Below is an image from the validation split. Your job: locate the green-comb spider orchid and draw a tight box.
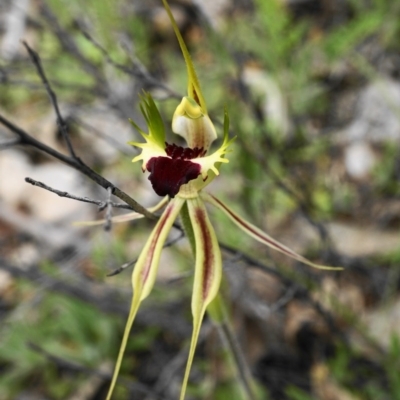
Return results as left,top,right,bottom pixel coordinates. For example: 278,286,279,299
95,1,341,398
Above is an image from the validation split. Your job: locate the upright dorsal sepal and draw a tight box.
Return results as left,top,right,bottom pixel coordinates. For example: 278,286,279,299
161,0,208,113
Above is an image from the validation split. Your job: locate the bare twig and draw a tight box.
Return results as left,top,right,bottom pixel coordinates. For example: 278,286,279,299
70,116,135,156
22,41,77,158
219,241,346,343
78,27,180,99
269,285,298,314
25,177,133,210
142,323,213,400
39,2,105,85
0,138,21,149
217,319,257,400
0,112,155,219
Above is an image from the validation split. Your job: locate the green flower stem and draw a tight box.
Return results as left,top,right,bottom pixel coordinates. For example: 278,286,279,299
209,293,259,400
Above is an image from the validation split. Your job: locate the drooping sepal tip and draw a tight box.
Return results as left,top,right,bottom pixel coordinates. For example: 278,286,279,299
106,296,141,400
202,193,343,271
106,197,185,400
179,197,222,400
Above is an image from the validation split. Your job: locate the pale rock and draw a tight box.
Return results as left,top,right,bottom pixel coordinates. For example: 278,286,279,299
344,79,400,142
270,214,400,259
192,0,231,28
338,79,400,177
0,149,93,223
0,150,31,205
1,0,30,60
327,221,400,257
10,243,41,268
364,296,400,349
242,67,291,137
344,141,376,179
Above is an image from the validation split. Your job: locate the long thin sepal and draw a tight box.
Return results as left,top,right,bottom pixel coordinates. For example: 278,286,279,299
106,296,141,400
161,0,207,113
180,197,222,400
106,197,184,400
74,197,168,227
202,193,342,271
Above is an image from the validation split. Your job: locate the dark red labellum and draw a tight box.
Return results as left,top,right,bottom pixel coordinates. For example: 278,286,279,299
145,143,206,197
146,157,201,198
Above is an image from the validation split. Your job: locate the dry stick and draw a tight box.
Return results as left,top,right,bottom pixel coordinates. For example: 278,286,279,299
39,2,104,84
0,113,155,219
142,323,213,400
219,241,347,345
22,179,183,270
25,177,133,210
38,2,135,125
16,39,155,219
0,138,21,149
22,41,77,159
70,116,135,156
78,27,180,99
217,319,257,400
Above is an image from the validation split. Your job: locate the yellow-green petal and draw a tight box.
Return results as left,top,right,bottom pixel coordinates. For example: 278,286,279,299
106,196,184,400
193,108,235,180
179,196,222,400
129,92,167,169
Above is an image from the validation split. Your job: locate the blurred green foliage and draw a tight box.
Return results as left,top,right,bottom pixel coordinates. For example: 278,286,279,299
1,0,400,398
0,281,119,399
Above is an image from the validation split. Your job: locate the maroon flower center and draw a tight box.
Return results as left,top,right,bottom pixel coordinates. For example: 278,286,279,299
165,143,206,159
146,143,206,198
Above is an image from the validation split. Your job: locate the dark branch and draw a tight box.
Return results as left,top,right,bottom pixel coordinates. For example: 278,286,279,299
25,177,133,210
78,27,180,99
22,41,77,159
70,116,135,156
39,2,105,85
0,138,21,149
0,112,156,219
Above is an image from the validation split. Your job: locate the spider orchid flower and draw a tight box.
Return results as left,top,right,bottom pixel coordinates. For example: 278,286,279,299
103,1,341,399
